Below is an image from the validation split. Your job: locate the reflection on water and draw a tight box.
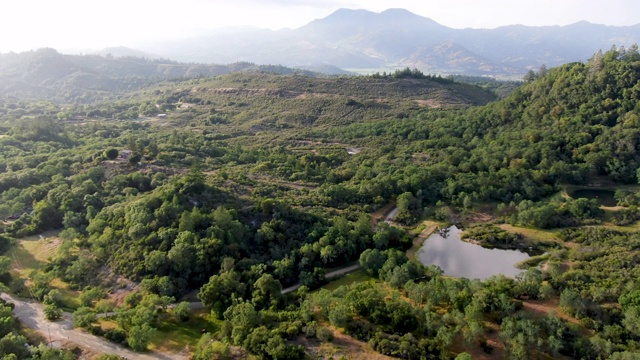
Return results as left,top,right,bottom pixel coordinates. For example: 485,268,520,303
417,226,530,280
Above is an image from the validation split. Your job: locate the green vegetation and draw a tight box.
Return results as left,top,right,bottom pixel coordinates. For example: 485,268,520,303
0,45,640,359
322,269,373,291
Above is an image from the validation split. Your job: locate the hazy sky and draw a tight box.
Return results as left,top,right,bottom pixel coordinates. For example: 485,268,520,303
1,0,638,52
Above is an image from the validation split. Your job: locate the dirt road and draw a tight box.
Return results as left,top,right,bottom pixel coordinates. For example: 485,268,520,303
280,263,362,295
1,293,186,360
384,207,398,224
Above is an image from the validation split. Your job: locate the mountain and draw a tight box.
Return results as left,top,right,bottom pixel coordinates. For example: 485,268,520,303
94,46,160,59
0,49,330,102
140,8,640,77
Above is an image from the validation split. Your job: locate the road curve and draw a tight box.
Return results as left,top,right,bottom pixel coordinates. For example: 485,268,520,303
281,263,362,295
385,207,398,224
1,293,186,360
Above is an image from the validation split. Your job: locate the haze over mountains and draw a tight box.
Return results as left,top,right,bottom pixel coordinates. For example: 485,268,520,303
138,8,640,77
1,6,639,89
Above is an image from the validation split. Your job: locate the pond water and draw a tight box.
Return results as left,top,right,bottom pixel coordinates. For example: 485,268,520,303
417,226,530,280
570,189,617,207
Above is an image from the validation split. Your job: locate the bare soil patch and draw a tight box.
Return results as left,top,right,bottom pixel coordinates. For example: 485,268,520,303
297,326,393,360
521,297,583,327
415,99,442,108
371,202,396,224
466,211,496,223
452,322,505,360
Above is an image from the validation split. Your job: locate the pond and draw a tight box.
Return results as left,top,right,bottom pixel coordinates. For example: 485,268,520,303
570,189,617,207
417,226,530,280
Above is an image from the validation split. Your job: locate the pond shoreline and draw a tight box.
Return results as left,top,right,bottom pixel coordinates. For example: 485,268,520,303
417,225,531,280
406,221,439,261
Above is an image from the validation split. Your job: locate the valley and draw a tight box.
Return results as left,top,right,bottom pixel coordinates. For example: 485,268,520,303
0,45,639,360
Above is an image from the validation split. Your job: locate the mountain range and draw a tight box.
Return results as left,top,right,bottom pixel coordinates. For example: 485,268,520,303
139,8,640,77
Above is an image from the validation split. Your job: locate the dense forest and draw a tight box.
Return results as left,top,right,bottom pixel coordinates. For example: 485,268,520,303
0,46,639,359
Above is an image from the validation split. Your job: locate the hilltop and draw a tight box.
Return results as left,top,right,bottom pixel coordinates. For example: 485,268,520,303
122,70,496,131
0,49,330,103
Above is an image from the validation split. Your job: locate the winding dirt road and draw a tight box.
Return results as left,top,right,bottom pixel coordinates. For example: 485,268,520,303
0,293,186,360
281,263,362,294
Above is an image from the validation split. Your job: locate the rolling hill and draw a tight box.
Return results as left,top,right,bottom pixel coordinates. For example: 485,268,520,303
0,49,330,102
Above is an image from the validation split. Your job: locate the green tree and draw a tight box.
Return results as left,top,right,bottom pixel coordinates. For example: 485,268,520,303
127,323,156,351
104,148,119,160
251,274,282,309
224,302,259,346
173,301,191,322
455,353,474,360
79,287,106,307
0,332,30,359
198,270,246,317
73,307,97,328
43,304,62,321
30,344,75,360
95,299,115,316
193,334,230,360
359,248,387,277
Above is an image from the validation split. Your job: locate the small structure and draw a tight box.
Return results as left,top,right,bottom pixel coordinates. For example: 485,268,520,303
157,114,167,119
120,150,133,160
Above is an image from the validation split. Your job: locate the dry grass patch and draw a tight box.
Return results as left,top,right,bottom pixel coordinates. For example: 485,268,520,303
407,220,440,261
521,297,585,328
11,231,62,277
149,310,221,352
370,202,396,224
298,325,393,360
322,269,374,292
451,321,505,360
10,231,80,309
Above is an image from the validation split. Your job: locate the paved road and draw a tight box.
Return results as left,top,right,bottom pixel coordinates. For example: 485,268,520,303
1,293,186,360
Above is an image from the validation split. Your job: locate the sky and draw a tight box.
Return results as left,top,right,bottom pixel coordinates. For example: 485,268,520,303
1,0,639,52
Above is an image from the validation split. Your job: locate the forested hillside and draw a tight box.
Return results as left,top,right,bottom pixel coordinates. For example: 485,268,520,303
0,49,325,103
0,47,639,359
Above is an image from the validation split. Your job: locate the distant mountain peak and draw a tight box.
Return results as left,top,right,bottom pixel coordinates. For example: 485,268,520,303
381,8,414,14
380,8,434,20
320,8,441,25
135,8,640,77
320,8,373,21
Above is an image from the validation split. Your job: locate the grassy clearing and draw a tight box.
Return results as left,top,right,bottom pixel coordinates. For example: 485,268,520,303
322,269,374,291
10,231,62,277
9,231,80,309
97,310,222,352
298,326,394,360
97,318,119,330
498,224,560,243
600,222,640,232
149,310,221,352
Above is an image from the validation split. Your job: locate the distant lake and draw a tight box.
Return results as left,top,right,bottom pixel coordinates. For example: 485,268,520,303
417,226,530,280
570,189,617,207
